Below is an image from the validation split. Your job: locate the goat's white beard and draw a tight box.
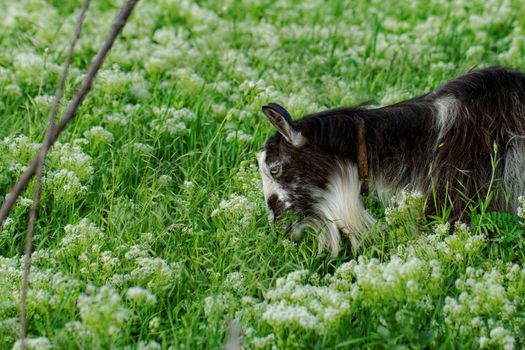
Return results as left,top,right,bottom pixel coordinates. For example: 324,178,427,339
292,162,375,256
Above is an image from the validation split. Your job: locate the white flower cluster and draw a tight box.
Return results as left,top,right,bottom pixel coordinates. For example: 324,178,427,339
0,135,40,171
43,169,88,200
131,142,154,154
384,190,426,226
234,163,262,196
137,340,162,350
144,29,200,75
79,250,120,281
211,163,263,228
211,193,257,226
84,126,115,144
149,106,196,136
12,51,59,86
225,130,254,144
12,337,51,350
250,333,276,349
27,270,82,312
396,222,486,264
54,321,93,347
47,141,93,182
56,218,104,258
171,68,205,96
338,256,441,306
2,84,22,98
126,286,157,306
380,86,412,105
104,113,128,126
51,219,180,293
239,79,280,104
0,256,88,347
224,271,246,294
443,264,525,349
517,196,525,220
51,220,120,282
479,327,515,350
204,293,232,319
77,285,130,338
0,257,20,320
0,317,18,347
94,64,150,100
236,78,320,118
260,270,350,333
241,252,448,345
33,94,54,112
498,26,525,65
262,302,321,332
123,244,151,261
129,257,180,293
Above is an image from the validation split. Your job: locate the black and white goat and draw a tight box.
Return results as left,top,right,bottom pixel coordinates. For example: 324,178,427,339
257,67,525,255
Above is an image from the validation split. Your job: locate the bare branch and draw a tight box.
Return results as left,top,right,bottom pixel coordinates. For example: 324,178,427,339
18,0,91,346
0,0,140,228
7,0,140,346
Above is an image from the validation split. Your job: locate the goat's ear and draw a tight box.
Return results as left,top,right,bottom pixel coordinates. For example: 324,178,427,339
262,103,306,147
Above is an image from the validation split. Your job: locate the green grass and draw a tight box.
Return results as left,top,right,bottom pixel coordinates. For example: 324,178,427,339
0,0,525,348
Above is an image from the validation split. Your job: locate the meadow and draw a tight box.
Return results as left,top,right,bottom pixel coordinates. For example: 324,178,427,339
1,0,525,348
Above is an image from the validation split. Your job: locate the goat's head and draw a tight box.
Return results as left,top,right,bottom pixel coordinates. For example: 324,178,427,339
257,103,373,254
258,103,325,219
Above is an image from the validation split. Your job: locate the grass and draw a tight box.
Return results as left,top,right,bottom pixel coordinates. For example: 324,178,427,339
0,0,525,349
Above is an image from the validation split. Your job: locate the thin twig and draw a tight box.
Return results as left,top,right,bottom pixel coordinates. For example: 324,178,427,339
19,0,90,346
0,0,140,228
12,0,140,346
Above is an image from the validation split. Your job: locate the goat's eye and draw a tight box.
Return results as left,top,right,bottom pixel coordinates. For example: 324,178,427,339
270,165,281,176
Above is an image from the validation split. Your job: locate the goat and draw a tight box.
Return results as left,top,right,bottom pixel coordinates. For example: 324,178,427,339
257,66,525,255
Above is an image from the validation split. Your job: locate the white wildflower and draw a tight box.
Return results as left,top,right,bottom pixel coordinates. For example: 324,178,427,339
251,333,276,348
149,107,195,136
226,131,254,143
84,126,114,144
149,317,161,330
126,287,157,306
44,169,87,199
105,113,128,125
225,272,245,293
12,337,51,350
262,301,320,332
517,196,525,220
212,193,256,225
132,142,153,154
137,341,161,350
77,286,130,337
33,94,54,110
4,84,22,97
56,219,104,258
158,174,172,186
130,257,178,292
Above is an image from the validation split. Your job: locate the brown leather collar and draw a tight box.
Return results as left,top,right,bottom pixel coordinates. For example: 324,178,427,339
356,118,369,197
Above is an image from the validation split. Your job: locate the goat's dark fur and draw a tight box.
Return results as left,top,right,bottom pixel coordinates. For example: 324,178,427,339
258,67,525,254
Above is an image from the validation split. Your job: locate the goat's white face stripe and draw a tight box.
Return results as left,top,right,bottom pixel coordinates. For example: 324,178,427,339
256,150,291,219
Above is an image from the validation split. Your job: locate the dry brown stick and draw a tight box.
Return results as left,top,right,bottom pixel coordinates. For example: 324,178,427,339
13,0,139,347
18,0,91,346
0,0,140,229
